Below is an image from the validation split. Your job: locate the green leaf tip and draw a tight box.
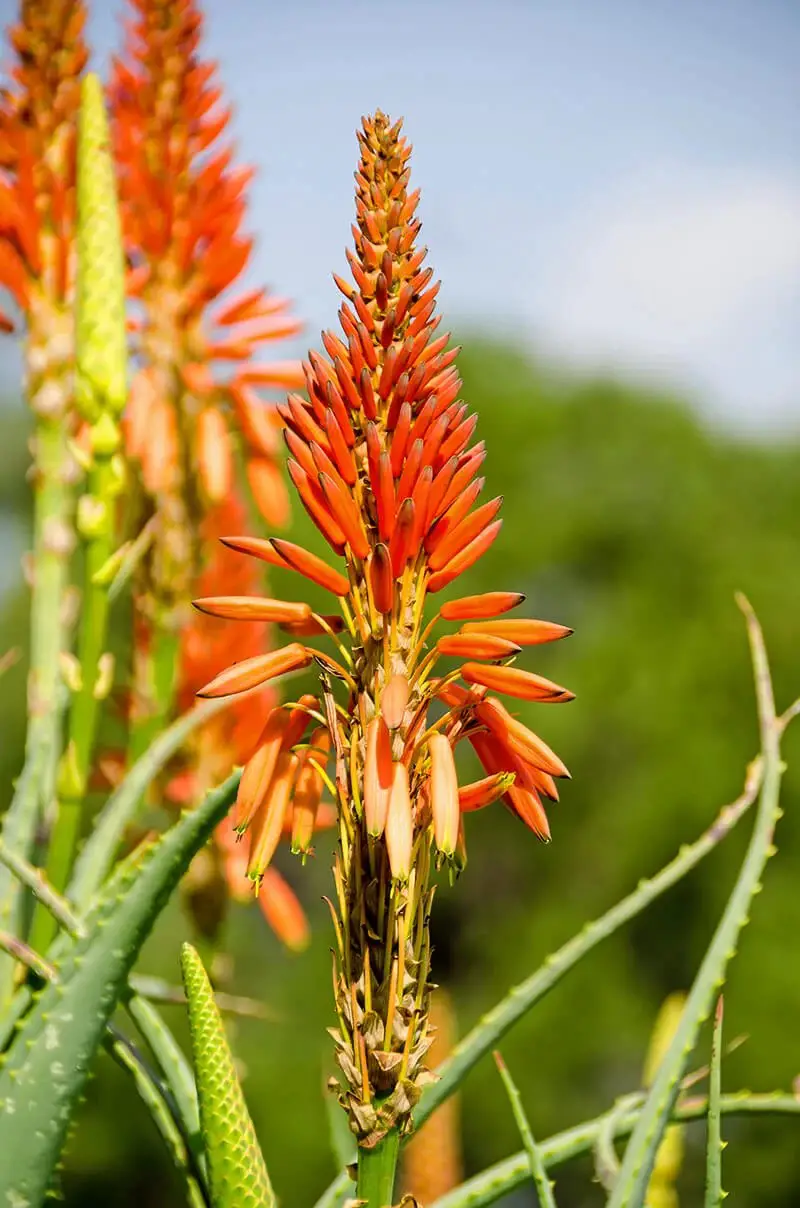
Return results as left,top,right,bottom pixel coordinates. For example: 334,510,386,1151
181,943,275,1208
75,71,127,422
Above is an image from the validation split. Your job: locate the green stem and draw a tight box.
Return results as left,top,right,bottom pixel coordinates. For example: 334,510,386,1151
30,442,118,953
128,622,181,765
0,413,72,1005
356,1130,401,1208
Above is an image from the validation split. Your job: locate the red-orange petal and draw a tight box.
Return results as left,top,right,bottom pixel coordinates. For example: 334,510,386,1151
248,751,300,878
197,408,232,502
428,496,503,571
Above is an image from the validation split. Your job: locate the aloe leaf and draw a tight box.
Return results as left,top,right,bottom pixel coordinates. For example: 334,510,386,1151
103,1022,209,1208
605,600,785,1208
181,943,275,1208
704,997,725,1207
494,1052,557,1207
125,991,204,1177
431,1092,800,1208
68,696,231,909
0,770,239,1207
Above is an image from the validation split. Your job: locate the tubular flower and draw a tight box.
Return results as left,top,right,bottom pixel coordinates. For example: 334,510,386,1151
196,113,573,1143
172,491,334,949
110,0,303,635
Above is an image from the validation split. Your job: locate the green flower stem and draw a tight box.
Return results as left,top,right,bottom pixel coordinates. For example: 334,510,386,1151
432,1093,800,1208
704,997,725,1207
0,398,73,1008
128,623,182,765
356,1128,401,1208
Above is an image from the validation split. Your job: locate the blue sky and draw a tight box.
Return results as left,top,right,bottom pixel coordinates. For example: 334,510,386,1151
3,0,800,429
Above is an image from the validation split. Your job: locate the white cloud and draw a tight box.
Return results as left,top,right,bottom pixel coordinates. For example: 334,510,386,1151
538,165,800,426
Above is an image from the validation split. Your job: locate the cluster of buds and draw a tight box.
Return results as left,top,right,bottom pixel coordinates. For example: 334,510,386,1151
111,0,304,626
172,492,336,949
0,0,86,359
195,112,573,1144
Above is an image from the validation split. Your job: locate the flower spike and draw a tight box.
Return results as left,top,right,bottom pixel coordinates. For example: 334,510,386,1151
196,110,573,1144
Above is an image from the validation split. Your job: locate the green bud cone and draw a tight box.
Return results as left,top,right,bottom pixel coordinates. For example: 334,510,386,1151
181,944,275,1208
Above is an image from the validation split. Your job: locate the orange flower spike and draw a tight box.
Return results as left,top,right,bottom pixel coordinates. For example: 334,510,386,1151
429,733,460,857
112,0,302,600
386,763,413,881
462,662,575,703
196,643,312,698
247,751,301,881
440,592,526,621
259,868,310,952
460,617,573,644
364,715,393,837
193,596,312,623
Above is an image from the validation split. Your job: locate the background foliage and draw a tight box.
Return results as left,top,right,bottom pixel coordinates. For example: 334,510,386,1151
1,336,798,1206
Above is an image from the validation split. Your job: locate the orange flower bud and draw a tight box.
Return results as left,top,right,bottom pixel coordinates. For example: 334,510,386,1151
460,618,573,645
291,731,329,855
369,544,394,614
458,772,515,812
364,715,393,837
197,407,233,502
193,596,312,623
258,868,310,951
386,762,413,881
381,674,410,730
428,520,503,593
248,751,300,879
196,643,312,698
436,633,521,661
247,456,290,527
271,538,351,596
462,663,574,703
440,592,526,622
429,733,459,856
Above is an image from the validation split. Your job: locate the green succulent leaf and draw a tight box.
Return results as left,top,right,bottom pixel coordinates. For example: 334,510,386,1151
181,943,274,1208
0,771,239,1207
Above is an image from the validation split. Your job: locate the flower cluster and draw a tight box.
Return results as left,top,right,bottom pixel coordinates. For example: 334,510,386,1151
172,492,335,950
197,112,573,1143
111,0,303,626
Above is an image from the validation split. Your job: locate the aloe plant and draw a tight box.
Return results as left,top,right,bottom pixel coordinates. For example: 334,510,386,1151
0,9,798,1208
